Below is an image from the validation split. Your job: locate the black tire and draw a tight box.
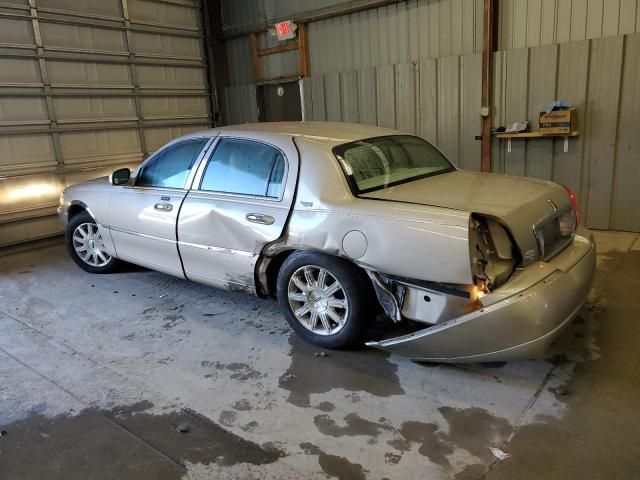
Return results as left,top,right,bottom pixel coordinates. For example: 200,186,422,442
276,250,374,349
65,211,119,274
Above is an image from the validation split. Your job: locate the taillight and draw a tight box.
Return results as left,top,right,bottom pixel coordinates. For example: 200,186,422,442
564,186,579,225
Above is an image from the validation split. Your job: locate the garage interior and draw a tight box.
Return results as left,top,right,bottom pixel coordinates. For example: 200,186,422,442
1,0,640,479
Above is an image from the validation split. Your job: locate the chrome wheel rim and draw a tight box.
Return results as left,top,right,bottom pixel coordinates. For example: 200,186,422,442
72,222,111,267
287,265,349,336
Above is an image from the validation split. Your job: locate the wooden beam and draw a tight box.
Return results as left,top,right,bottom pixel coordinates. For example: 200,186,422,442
258,73,302,82
298,22,310,77
257,41,298,56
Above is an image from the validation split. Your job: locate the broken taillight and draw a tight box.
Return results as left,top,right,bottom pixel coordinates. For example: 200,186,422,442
564,186,579,225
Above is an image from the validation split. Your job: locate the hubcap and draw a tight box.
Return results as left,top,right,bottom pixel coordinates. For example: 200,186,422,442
72,222,111,267
287,265,349,335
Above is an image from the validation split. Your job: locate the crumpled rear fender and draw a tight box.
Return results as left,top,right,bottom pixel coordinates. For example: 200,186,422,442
366,230,596,362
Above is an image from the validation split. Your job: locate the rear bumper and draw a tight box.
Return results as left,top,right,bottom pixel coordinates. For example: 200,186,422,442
366,229,596,362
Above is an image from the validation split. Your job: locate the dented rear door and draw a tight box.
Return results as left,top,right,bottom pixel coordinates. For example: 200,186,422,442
177,134,298,292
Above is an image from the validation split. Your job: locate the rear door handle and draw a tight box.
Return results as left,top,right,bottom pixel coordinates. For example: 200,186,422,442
246,213,275,225
154,203,173,212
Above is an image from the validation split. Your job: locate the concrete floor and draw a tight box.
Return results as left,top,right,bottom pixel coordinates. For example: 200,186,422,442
0,231,638,480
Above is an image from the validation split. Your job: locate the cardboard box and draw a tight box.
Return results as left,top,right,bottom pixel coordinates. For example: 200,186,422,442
539,108,577,135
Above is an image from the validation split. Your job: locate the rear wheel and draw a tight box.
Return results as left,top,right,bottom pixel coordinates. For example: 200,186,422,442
65,211,118,273
276,251,373,348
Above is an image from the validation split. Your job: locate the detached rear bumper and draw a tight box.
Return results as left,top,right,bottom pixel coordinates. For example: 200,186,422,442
366,229,596,362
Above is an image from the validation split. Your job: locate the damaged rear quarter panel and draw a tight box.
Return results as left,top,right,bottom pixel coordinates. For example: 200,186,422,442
282,138,473,285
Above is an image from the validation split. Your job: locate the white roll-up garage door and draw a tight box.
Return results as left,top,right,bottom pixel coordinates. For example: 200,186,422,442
0,0,211,247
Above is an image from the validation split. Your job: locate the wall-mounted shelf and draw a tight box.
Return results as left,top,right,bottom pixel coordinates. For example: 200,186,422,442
495,131,580,153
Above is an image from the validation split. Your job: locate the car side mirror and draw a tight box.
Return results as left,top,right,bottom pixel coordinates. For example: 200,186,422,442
109,168,131,186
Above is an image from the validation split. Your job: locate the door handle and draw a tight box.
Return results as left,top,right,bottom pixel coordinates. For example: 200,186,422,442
246,213,275,225
154,203,173,212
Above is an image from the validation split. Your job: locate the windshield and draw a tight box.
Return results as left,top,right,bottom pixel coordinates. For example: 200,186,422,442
333,135,454,195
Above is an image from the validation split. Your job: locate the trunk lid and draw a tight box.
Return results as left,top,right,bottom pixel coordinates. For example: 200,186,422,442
361,170,573,263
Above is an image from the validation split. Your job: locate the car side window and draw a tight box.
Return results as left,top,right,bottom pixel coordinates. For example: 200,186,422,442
200,138,286,198
136,138,208,189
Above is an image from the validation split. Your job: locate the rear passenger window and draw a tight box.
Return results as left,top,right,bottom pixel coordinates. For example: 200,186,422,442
200,139,286,198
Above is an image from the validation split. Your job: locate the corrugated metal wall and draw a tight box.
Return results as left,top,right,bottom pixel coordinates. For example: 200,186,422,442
300,33,640,232
301,56,483,171
0,0,211,247
222,0,640,77
308,0,484,74
499,0,640,50
220,0,640,232
267,32,640,232
491,34,640,231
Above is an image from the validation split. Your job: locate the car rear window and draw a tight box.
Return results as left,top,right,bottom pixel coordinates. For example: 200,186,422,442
333,135,454,195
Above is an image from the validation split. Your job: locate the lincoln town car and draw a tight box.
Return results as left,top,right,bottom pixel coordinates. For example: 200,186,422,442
58,122,596,362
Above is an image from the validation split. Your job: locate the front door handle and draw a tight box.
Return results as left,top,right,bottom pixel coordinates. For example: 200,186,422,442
154,203,173,212
246,213,275,225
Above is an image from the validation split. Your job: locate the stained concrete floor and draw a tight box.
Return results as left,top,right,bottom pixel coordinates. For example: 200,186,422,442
0,231,638,480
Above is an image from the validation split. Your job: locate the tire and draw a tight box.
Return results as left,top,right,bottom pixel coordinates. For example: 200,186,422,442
276,251,374,349
65,211,118,274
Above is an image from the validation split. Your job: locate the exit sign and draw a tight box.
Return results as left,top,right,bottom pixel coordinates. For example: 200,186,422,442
275,20,297,41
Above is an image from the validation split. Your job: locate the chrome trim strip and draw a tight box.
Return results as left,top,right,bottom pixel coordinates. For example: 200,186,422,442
178,240,254,257
102,224,176,244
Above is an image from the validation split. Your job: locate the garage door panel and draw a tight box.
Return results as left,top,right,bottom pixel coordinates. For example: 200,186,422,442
132,31,203,58
143,124,208,152
0,97,49,122
54,97,137,121
0,134,56,170
136,64,204,87
47,60,132,86
37,0,122,18
128,0,200,29
1,0,209,246
60,129,141,163
40,22,128,53
141,96,208,118
0,215,62,247
0,173,61,215
0,0,28,6
0,18,35,45
0,58,42,84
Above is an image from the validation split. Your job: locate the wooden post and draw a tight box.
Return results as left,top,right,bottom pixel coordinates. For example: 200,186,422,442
481,0,498,173
249,32,261,82
298,22,310,77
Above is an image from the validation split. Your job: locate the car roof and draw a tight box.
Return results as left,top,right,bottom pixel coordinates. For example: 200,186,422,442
184,122,404,150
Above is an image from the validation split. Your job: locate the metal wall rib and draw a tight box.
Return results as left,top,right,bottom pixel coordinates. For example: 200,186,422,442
0,0,211,246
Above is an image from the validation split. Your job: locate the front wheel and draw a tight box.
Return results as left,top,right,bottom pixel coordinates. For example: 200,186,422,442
65,211,118,274
276,251,374,349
